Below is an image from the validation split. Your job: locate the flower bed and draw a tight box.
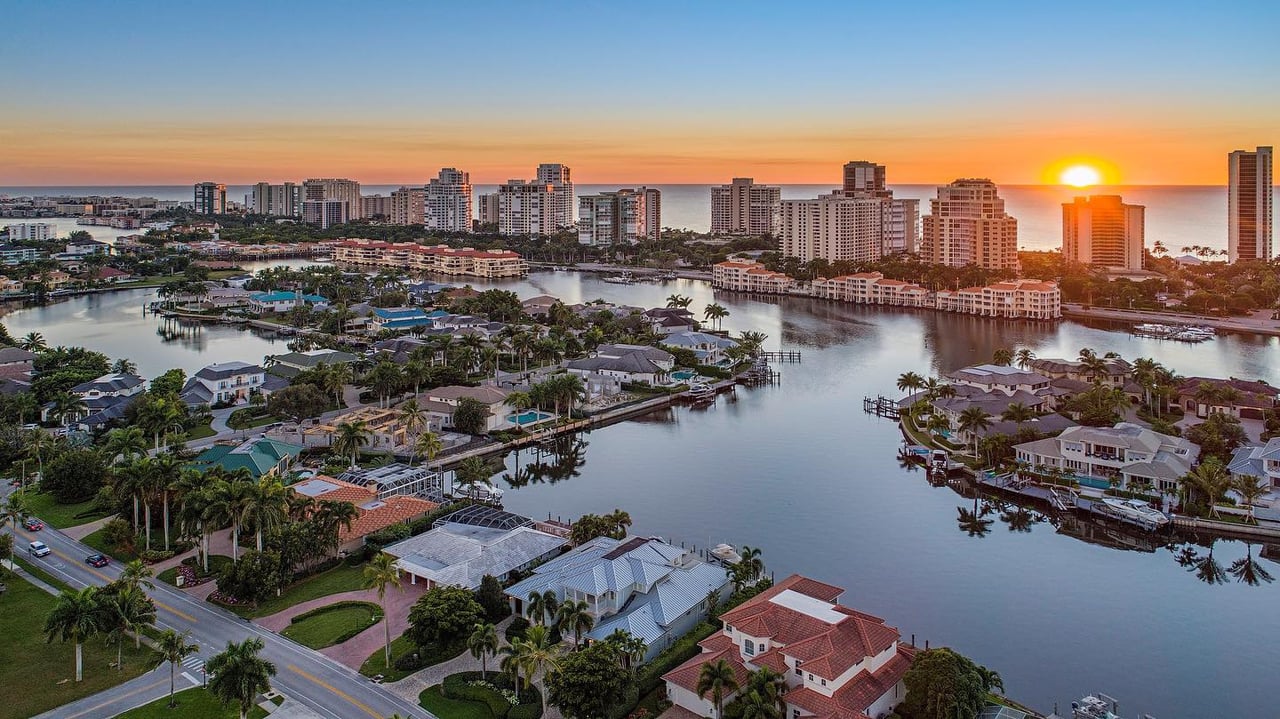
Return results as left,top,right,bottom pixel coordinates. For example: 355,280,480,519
174,564,213,588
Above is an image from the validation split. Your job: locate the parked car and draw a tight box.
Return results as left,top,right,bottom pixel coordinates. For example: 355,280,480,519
85,553,110,568
28,541,51,557
22,517,44,531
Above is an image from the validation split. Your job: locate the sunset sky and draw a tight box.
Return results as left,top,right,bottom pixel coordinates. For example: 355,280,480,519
2,0,1277,186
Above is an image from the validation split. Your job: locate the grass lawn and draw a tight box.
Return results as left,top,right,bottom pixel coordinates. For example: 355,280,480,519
231,561,366,618
359,634,465,683
0,573,160,719
81,527,138,561
281,601,382,649
23,491,109,529
113,687,268,719
419,686,493,719
184,422,217,441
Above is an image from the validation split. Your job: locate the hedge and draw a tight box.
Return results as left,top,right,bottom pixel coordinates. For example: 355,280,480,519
286,601,383,646
442,671,541,719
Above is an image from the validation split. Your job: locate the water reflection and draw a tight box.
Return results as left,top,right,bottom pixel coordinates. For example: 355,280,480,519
501,435,590,488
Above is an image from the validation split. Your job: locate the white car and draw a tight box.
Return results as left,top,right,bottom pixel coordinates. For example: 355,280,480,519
28,540,51,557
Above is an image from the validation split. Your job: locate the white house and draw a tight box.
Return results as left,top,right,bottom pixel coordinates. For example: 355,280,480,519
421,385,512,432
180,361,270,407
565,354,668,387
659,331,739,365
663,574,914,719
1228,439,1280,504
249,290,328,313
1014,422,1199,495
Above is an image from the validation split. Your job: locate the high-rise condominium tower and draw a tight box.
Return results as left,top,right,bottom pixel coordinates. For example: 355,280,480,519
843,161,888,197
302,178,362,223
425,168,473,233
1228,146,1273,263
921,179,1019,270
578,188,661,246
535,163,574,229
779,162,918,263
193,182,226,215
1062,195,1145,271
250,182,300,216
390,186,426,226
710,178,782,236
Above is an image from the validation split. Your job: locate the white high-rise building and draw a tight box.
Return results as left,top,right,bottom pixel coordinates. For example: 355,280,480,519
921,179,1019,270
882,198,919,254
193,182,226,215
577,188,661,246
5,222,58,241
250,182,300,216
1228,146,1273,263
425,168,473,233
497,181,556,236
302,178,362,221
1062,195,1145,271
477,193,500,228
390,186,426,226
710,178,781,236
535,163,574,229
780,192,886,263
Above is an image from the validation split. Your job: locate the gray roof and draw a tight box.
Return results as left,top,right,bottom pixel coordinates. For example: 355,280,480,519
975,413,1077,439
0,347,36,364
271,349,358,368
194,361,262,380
946,364,1051,387
1228,438,1280,479
659,331,738,350
595,344,674,364
72,373,144,395
589,560,727,644
384,522,565,590
567,354,663,375
933,389,1045,417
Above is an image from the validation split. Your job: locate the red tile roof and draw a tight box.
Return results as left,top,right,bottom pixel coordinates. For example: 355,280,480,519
340,495,437,543
785,644,915,719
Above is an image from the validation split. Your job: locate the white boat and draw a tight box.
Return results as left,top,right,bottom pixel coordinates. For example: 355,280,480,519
602,271,635,284
457,481,504,502
687,382,716,401
709,543,742,565
1097,498,1168,530
1069,694,1126,719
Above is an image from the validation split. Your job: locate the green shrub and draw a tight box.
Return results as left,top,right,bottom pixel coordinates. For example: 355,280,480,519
442,671,541,719
442,673,513,717
505,616,530,644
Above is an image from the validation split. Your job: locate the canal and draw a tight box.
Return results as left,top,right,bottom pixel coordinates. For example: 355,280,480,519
5,269,1278,717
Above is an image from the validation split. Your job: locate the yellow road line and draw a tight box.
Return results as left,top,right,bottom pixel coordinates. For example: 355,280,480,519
61,676,169,719
47,546,199,623
288,664,381,719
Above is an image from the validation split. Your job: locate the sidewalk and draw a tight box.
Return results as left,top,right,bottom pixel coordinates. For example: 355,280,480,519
383,615,519,701
61,515,114,541
255,582,430,669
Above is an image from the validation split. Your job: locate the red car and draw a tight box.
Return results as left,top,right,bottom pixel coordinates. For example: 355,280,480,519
22,518,44,531
85,554,110,568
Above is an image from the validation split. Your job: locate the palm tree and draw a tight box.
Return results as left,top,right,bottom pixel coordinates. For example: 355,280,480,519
1014,348,1036,370
98,584,156,667
512,624,560,718
363,553,402,669
526,590,557,626
556,599,595,647
104,426,148,462
208,474,255,562
119,559,154,592
468,622,499,680
957,497,994,538
2,491,30,548
1000,403,1036,422
1232,475,1265,524
44,586,101,682
207,638,277,719
603,628,647,669
111,358,138,375
1228,544,1275,586
737,545,764,582
246,478,289,552
666,294,692,309
991,348,1013,366
1183,459,1230,516
19,331,46,352
158,629,199,708
956,406,993,458
323,362,353,407
702,303,729,331
925,412,951,440
415,431,443,469
697,659,740,719
331,420,371,467
49,392,87,427
896,371,925,398
27,429,55,481
152,452,183,551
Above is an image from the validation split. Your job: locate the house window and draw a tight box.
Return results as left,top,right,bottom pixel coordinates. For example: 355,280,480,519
744,641,754,656
821,679,827,687
794,661,802,676
807,673,813,681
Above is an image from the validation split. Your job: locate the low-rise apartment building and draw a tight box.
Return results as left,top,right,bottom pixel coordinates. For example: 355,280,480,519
934,279,1060,319
711,260,795,294
332,239,528,278
810,272,931,307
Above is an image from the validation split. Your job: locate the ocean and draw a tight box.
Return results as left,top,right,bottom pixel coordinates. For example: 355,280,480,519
3,183,1273,254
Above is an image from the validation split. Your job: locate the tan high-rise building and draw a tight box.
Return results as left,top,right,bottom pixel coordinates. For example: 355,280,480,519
302,200,349,229
843,161,888,197
250,182,300,216
710,178,782,236
302,178,362,221
921,179,1019,270
577,187,661,246
390,186,426,226
477,193,500,227
425,168,473,233
535,163,574,229
1228,146,1273,263
361,194,393,219
1062,195,1145,271
497,180,557,236
780,192,886,263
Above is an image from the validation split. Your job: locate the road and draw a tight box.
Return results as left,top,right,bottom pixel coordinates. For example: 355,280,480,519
4,498,431,719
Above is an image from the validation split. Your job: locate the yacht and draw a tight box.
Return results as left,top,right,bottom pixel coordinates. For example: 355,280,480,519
687,382,716,401
602,271,635,284
1097,498,1169,530
456,481,504,503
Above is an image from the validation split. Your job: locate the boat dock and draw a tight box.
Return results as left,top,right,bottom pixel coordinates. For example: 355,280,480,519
757,350,802,363
863,395,901,419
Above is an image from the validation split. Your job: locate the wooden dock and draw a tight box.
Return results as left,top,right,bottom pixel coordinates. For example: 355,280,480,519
863,395,900,419
757,350,802,363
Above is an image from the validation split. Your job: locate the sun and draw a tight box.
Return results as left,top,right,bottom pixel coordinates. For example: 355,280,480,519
1061,165,1102,187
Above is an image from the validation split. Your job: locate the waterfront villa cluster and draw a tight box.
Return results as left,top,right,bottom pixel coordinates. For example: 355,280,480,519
663,574,914,719
714,260,1062,319
1014,423,1199,496
331,238,528,277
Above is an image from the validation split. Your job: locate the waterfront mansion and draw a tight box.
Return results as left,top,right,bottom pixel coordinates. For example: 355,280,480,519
663,574,914,719
712,260,1061,319
1014,422,1199,495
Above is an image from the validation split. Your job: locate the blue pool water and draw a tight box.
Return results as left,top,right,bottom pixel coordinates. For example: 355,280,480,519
508,410,553,425
672,370,696,380
1075,476,1113,490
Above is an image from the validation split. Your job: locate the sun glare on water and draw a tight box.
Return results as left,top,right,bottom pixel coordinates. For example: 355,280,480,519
1061,165,1102,187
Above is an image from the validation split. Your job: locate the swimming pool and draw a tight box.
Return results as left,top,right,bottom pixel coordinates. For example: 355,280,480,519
507,410,554,426
672,370,696,381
